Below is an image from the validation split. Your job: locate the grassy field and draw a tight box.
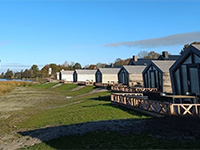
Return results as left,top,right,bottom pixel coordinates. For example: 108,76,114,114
1,82,200,149
0,81,32,94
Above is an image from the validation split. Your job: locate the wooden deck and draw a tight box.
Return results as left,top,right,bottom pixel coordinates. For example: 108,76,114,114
111,93,200,117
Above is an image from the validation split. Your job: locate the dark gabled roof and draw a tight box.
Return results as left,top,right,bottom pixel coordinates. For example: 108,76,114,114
122,65,146,74
105,64,123,68
128,58,153,66
98,68,120,74
158,55,180,60
170,44,200,72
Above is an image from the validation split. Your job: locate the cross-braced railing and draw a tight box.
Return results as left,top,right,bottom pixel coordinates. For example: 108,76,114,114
111,85,158,93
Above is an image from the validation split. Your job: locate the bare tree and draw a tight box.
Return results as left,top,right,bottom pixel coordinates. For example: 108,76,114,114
137,51,148,58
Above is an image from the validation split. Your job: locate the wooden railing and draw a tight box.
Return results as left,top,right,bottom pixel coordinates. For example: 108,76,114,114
170,104,200,116
95,83,118,87
111,93,170,116
111,93,200,117
77,81,94,85
111,85,158,93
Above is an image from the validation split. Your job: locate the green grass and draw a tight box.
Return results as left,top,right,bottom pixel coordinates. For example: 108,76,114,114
31,82,59,89
65,85,95,96
19,91,145,129
24,132,200,150
53,83,78,92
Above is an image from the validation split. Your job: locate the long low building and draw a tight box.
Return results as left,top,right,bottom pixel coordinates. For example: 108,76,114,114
73,69,96,82
60,70,74,82
96,68,120,84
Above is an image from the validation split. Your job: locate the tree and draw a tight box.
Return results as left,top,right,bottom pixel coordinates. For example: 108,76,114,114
96,62,106,68
180,41,200,54
145,51,160,59
63,61,69,68
0,72,4,78
4,69,13,79
88,64,97,70
30,64,39,78
137,51,160,59
137,51,148,58
114,58,130,66
73,62,82,69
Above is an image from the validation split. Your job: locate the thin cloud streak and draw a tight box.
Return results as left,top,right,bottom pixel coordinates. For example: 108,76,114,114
105,32,200,48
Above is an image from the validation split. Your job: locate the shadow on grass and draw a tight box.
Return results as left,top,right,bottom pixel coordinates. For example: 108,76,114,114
89,95,111,101
18,117,200,149
82,103,146,117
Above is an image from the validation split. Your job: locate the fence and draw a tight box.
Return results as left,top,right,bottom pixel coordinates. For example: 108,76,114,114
111,93,200,117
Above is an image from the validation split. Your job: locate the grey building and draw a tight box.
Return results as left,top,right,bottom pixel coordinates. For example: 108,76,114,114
73,69,96,82
118,65,146,87
96,68,120,84
143,60,175,93
170,44,200,95
128,51,179,65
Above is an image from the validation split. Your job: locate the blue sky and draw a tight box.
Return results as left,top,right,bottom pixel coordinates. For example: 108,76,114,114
0,0,200,73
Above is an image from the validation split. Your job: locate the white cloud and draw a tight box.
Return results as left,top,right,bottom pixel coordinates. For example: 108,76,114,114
105,32,200,48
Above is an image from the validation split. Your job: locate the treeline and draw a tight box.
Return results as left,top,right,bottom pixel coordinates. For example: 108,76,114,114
1,45,191,80
0,51,161,80
0,62,83,80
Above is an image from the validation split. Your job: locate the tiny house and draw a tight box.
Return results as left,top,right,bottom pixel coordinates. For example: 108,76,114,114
118,65,146,87
170,44,200,95
60,70,74,82
96,68,120,84
73,69,96,82
143,60,175,93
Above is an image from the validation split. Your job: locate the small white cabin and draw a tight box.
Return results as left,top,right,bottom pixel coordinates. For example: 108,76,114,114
96,68,120,84
73,69,96,82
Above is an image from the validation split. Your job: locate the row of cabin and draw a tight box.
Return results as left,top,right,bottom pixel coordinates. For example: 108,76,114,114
57,45,200,95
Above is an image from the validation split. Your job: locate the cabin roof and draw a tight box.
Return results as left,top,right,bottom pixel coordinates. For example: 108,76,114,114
123,65,146,74
60,70,74,74
170,44,200,73
75,69,96,74
152,60,175,72
98,68,120,74
193,44,200,50
158,55,180,60
128,58,153,65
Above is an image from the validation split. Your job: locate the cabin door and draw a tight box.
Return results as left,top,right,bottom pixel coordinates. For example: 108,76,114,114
187,64,200,94
122,71,126,85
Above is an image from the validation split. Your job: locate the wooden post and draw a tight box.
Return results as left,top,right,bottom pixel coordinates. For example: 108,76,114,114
170,104,174,116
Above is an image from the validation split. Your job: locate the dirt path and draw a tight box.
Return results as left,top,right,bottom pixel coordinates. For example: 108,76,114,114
70,85,85,92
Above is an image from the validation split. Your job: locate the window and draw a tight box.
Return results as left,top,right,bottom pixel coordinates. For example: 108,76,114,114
183,55,192,64
194,54,200,63
174,69,181,94
181,65,188,94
